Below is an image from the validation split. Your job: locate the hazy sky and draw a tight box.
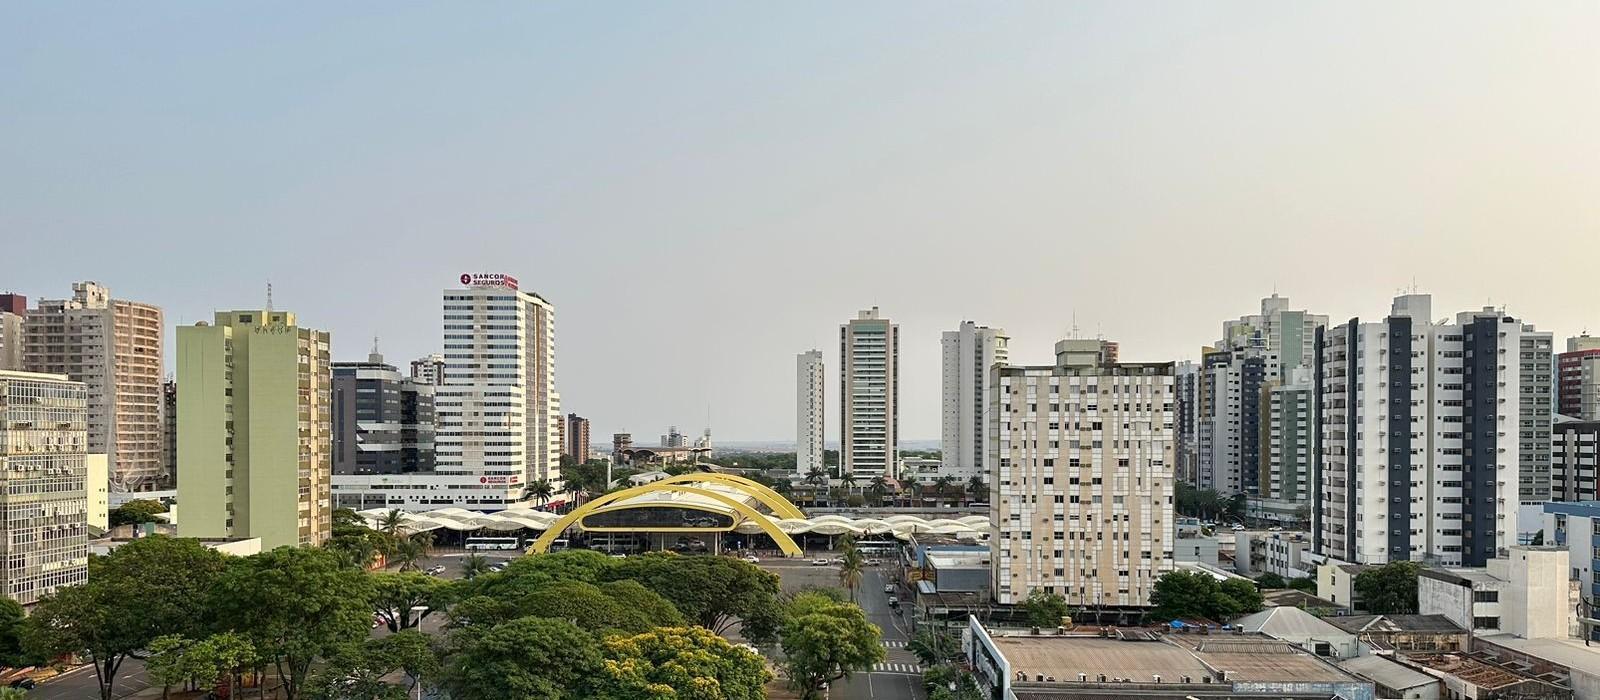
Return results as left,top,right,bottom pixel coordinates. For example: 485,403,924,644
3,3,1597,443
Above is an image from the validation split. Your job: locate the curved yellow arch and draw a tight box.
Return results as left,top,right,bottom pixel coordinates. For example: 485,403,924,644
656,472,806,519
530,482,804,557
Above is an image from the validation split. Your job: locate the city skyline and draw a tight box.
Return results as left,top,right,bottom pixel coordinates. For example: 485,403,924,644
4,3,1598,442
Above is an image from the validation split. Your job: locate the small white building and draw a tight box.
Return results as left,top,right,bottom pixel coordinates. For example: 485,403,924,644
1417,546,1573,639
1233,606,1359,659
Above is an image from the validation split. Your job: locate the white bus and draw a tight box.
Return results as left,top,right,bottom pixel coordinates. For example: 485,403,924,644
465,537,520,551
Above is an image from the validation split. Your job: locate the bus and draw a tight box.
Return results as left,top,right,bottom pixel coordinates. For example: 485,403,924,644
465,537,520,551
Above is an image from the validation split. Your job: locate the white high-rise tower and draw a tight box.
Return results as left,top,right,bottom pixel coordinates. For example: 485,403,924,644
940,321,1008,481
796,350,825,477
840,307,898,476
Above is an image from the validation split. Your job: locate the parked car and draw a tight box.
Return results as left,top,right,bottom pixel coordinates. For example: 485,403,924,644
743,555,760,564
883,584,894,594
1231,524,1246,531
811,558,829,566
11,678,36,690
1268,526,1283,532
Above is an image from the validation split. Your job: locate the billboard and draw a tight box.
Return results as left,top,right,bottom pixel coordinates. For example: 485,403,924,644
460,273,518,290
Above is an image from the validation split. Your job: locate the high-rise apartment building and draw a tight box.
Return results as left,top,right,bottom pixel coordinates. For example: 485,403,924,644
24,282,164,491
0,370,90,605
940,321,1008,481
612,433,633,460
331,351,435,478
1173,361,1200,486
840,307,898,476
161,379,177,485
796,350,825,476
434,274,561,509
1196,347,1277,495
1550,417,1598,502
1218,293,1327,370
1262,368,1315,507
990,339,1175,606
0,294,24,371
1314,294,1552,568
564,413,591,464
410,353,446,386
177,309,332,549
1557,335,1600,420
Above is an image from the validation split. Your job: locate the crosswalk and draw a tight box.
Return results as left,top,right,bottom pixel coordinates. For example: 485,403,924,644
872,662,920,674
882,640,907,649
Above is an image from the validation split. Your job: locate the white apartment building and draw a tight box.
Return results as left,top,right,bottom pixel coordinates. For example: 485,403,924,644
410,353,446,386
425,274,560,511
0,299,22,371
841,307,897,476
0,370,90,605
24,282,165,492
1316,294,1552,568
940,321,1008,481
1197,346,1279,496
1218,293,1328,370
796,350,825,476
990,339,1176,607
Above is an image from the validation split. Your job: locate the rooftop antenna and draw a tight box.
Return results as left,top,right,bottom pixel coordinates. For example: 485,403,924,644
1070,311,1080,340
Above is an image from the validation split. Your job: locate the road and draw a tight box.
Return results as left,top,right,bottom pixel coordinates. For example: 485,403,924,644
29,549,523,699
762,558,924,700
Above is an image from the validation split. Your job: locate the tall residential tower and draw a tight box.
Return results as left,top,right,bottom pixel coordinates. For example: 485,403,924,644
840,308,898,476
940,321,1008,481
796,350,825,476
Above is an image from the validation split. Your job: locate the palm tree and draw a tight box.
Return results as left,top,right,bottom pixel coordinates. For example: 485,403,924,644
391,531,434,572
527,479,554,507
461,553,491,580
561,480,585,511
867,476,889,506
933,476,957,503
966,476,988,503
804,467,828,487
838,472,858,494
837,539,865,603
376,509,407,539
900,476,921,506
907,628,952,667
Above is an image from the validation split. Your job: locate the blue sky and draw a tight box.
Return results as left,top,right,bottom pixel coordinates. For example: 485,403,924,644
3,2,1597,442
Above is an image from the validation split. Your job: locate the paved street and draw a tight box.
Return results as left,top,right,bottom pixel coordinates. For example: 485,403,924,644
762,558,924,700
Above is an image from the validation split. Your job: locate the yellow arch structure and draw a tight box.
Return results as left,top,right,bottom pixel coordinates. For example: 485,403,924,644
529,481,804,557
655,472,806,519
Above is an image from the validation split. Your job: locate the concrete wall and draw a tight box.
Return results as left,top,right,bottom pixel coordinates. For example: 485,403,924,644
1416,575,1474,634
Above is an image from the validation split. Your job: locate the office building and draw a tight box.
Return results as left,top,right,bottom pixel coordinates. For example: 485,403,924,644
564,413,590,464
990,338,1175,606
24,282,164,491
409,353,446,386
796,350,825,476
0,370,90,605
840,307,898,476
1550,417,1598,502
177,309,332,549
331,351,435,476
0,294,23,371
940,321,1008,481
1315,294,1553,568
435,273,561,508
1557,335,1600,420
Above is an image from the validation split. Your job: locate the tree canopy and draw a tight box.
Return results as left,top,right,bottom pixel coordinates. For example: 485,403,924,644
1148,570,1264,622
779,592,884,700
592,626,771,700
108,498,169,527
1353,561,1420,614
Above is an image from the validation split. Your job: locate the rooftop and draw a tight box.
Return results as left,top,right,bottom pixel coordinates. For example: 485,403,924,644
1404,653,1538,691
1185,638,1354,682
1477,634,1600,673
1337,655,1437,691
1324,614,1465,635
987,632,1359,685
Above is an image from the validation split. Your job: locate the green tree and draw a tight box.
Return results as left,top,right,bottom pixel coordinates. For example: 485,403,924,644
591,626,771,700
371,572,446,632
305,642,406,700
1148,570,1264,622
23,537,227,700
838,539,865,603
867,476,889,506
389,531,434,572
923,664,983,700
187,632,257,700
526,478,555,506
108,498,168,527
1021,589,1070,628
932,476,957,502
145,634,193,700
907,628,959,667
1288,577,1319,594
1255,572,1289,589
443,596,516,630
210,547,375,700
966,476,987,503
511,580,677,636
1354,561,1420,614
440,617,602,700
838,472,858,493
369,630,440,694
900,476,921,505
325,509,389,569
460,553,491,580
780,592,884,700
804,467,827,487
604,553,782,636
1219,578,1265,617
0,598,27,667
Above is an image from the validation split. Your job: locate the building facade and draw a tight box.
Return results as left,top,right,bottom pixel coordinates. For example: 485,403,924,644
24,282,165,491
1173,361,1199,487
1218,293,1328,370
1540,500,1600,640
331,352,436,477
176,309,332,549
161,379,177,485
0,294,23,371
433,274,561,509
940,321,1008,481
1196,347,1277,496
1262,367,1316,511
1315,294,1553,568
796,349,825,476
840,307,898,476
409,353,446,386
1551,418,1598,502
0,370,91,605
990,338,1175,607
564,413,591,464
1557,335,1600,420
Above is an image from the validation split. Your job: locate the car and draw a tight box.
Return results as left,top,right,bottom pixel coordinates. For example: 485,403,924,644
887,595,900,607
883,584,894,594
425,565,446,576
609,553,627,559
1268,526,1283,532
866,558,882,566
742,555,760,564
8,679,35,690
1231,524,1246,531
829,557,844,565
488,563,506,572
811,558,829,566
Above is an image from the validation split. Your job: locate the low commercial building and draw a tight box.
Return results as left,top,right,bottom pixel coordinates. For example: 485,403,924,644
1417,547,1573,639
965,617,1374,700
1336,655,1440,700
1231,606,1359,659
1471,635,1600,700
1401,653,1571,699
1317,561,1374,612
1323,615,1467,654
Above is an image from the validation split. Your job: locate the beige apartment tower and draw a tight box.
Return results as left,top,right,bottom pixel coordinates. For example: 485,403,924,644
0,370,90,605
177,310,332,549
24,282,165,492
840,307,898,476
991,339,1176,607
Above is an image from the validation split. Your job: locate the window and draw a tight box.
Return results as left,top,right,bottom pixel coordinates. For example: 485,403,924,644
1473,616,1500,630
1473,590,1498,603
